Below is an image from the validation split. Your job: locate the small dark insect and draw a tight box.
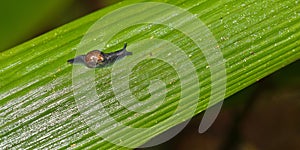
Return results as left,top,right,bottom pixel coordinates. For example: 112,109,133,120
67,43,132,68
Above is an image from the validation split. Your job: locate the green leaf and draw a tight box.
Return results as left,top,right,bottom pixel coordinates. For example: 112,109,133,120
0,0,299,149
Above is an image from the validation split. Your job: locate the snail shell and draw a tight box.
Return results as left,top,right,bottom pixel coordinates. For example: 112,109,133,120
84,50,105,68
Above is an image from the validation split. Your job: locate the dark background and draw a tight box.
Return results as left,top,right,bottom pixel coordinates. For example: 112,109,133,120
0,0,121,52
1,1,299,149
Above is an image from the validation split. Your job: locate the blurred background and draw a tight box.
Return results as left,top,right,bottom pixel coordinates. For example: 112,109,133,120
0,0,121,52
1,1,299,149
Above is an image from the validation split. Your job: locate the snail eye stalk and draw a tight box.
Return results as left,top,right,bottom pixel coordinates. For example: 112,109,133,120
67,43,132,68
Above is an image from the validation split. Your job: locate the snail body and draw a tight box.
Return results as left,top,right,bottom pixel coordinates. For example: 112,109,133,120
68,43,132,68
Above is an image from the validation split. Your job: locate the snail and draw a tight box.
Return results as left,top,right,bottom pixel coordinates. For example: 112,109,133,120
67,43,132,68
